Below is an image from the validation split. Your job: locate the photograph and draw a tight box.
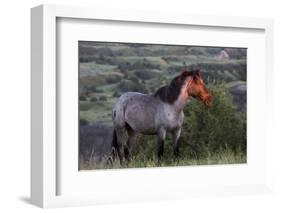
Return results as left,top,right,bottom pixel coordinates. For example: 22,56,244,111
78,41,247,170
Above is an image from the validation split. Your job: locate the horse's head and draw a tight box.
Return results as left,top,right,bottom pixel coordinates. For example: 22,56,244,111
178,69,212,106
188,70,212,106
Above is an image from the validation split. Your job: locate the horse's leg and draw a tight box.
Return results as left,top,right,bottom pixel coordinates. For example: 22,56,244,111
172,128,181,157
124,128,136,162
157,128,166,160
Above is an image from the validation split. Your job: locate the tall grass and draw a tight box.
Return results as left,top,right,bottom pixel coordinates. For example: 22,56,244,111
80,147,246,170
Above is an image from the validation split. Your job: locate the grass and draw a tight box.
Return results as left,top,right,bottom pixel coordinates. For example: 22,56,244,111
79,148,246,170
79,62,117,77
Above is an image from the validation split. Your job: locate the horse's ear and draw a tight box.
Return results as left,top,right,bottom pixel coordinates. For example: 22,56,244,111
175,69,185,83
192,69,200,82
179,68,186,76
193,69,200,79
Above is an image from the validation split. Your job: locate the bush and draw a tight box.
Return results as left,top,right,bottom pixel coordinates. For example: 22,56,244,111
112,91,120,98
90,97,98,102
88,85,103,93
105,74,122,84
117,59,160,71
89,85,97,92
80,118,89,126
134,70,159,80
128,75,139,84
79,95,87,101
180,83,246,158
118,79,147,93
99,96,107,101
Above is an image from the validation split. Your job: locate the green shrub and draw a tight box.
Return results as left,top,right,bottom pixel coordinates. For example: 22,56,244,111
80,102,93,111
117,59,160,71
79,95,87,101
89,85,97,92
88,85,103,93
112,91,120,98
90,97,98,102
128,75,139,84
180,83,246,158
118,79,147,93
99,96,107,101
134,70,160,80
80,118,89,126
105,74,122,84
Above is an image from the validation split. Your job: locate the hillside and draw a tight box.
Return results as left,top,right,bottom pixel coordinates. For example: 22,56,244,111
79,42,246,125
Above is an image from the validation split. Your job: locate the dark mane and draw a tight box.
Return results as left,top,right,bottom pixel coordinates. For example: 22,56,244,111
154,70,196,104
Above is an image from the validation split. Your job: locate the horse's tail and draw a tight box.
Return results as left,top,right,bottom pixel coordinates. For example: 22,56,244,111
111,128,120,161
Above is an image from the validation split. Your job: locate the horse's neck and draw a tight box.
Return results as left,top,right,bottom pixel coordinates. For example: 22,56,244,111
173,87,190,113
174,97,189,113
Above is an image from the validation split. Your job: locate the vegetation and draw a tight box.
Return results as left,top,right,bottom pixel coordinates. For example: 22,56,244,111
80,149,246,170
78,42,247,169
80,118,89,126
181,83,246,159
80,83,246,170
99,96,107,101
90,97,98,102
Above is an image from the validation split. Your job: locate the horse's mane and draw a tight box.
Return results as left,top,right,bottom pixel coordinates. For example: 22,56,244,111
154,70,197,104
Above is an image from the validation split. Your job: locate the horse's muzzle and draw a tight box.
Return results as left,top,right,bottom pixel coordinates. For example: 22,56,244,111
204,95,212,107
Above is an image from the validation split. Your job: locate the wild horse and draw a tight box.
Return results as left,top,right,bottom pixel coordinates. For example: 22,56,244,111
111,69,211,163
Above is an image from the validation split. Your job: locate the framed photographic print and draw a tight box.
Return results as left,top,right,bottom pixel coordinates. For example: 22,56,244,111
31,4,274,208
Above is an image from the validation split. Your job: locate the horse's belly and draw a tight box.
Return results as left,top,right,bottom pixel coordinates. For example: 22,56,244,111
166,121,182,131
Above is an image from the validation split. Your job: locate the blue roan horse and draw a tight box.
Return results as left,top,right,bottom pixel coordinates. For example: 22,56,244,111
111,69,211,163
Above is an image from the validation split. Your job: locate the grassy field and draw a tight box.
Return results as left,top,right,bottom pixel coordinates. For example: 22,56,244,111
80,148,246,170
78,42,247,170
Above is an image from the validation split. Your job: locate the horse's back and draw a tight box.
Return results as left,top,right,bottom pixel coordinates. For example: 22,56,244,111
115,92,155,106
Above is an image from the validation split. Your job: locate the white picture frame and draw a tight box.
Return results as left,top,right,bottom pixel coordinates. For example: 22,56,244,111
31,4,274,208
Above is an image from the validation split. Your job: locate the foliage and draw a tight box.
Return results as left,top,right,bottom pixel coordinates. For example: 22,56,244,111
88,85,103,93
112,91,120,98
180,83,246,159
90,97,98,102
80,118,89,126
134,69,160,80
99,96,108,101
105,74,122,84
118,79,148,93
79,95,87,101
